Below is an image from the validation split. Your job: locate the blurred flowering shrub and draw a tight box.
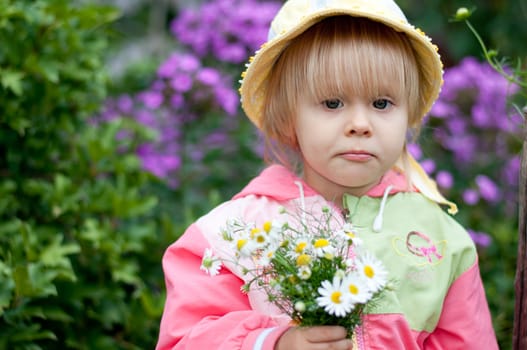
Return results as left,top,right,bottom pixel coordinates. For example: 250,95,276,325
96,52,240,188
95,0,281,202
410,57,522,247
171,0,280,64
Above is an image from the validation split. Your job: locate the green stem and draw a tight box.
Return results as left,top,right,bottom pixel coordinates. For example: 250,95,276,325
465,19,526,88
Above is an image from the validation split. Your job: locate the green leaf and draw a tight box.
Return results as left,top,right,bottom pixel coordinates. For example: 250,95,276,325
13,265,33,297
13,264,58,298
112,260,140,285
38,307,74,323
10,324,57,342
79,218,104,248
39,235,79,282
37,60,60,83
0,261,14,316
0,69,24,95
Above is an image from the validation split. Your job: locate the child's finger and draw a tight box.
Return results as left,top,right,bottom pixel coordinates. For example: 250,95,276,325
302,325,348,342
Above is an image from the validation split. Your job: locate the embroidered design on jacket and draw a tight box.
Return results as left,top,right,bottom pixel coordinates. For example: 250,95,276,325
392,231,446,266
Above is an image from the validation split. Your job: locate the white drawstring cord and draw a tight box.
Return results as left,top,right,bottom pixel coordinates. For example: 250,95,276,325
293,180,391,233
372,185,393,233
294,181,307,226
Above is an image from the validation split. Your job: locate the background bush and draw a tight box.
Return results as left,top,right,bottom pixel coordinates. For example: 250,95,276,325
1,0,525,349
0,1,172,348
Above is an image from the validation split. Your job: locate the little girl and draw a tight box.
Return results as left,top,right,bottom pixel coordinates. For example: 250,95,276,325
156,0,499,349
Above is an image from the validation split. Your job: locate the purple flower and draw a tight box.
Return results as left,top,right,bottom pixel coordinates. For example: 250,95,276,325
141,154,181,179
197,68,221,86
503,156,520,186
475,175,501,203
137,144,181,179
170,94,184,108
139,91,163,109
170,74,193,92
134,109,156,128
158,52,201,78
462,189,479,205
177,53,201,72
429,100,455,118
407,143,422,159
170,0,280,63
116,95,134,114
215,43,247,63
420,159,436,175
436,171,454,189
214,87,239,116
468,229,492,247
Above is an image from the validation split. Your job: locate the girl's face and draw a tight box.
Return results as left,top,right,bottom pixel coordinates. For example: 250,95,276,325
262,17,421,178
295,91,408,203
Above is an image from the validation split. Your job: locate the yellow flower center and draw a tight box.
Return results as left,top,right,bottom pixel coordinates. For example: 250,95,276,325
331,291,342,304
364,265,375,278
263,221,272,233
314,239,329,248
296,254,311,266
236,239,247,251
348,284,359,295
295,242,307,253
250,228,261,238
202,258,212,268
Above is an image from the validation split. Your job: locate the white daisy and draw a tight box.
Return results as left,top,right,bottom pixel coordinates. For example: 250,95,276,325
265,220,285,245
250,227,269,248
287,237,311,260
200,248,222,276
316,276,354,317
231,234,257,258
337,223,363,246
294,238,310,254
297,265,312,280
313,238,336,258
342,272,373,304
257,245,278,267
356,252,388,292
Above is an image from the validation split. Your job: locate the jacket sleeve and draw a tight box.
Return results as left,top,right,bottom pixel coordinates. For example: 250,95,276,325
424,260,499,350
155,223,290,350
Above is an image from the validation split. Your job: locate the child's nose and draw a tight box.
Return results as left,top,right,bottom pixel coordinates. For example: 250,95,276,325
345,108,372,136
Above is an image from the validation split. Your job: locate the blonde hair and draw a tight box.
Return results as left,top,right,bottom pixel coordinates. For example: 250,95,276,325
261,16,423,171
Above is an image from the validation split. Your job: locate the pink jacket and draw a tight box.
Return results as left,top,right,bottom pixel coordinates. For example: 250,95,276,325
156,165,499,349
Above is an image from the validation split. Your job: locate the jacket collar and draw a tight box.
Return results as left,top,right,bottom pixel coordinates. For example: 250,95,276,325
233,164,415,202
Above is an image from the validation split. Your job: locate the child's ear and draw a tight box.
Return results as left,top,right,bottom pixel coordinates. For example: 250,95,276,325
282,120,299,149
286,134,299,151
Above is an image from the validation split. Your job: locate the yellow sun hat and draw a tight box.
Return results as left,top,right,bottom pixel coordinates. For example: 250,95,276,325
239,0,444,129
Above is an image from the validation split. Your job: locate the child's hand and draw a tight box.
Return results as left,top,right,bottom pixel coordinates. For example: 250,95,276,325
275,325,353,350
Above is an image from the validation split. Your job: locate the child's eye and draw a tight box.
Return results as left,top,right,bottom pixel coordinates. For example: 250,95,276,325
323,99,343,109
372,98,392,110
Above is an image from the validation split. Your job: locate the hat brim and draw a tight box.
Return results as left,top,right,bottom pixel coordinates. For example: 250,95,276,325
240,8,443,129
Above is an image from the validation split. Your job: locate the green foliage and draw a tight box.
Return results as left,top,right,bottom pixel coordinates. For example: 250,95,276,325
400,0,527,63
0,1,173,348
450,9,526,348
478,220,517,349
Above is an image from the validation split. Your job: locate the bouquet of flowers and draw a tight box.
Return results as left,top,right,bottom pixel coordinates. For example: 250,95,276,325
200,205,389,336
